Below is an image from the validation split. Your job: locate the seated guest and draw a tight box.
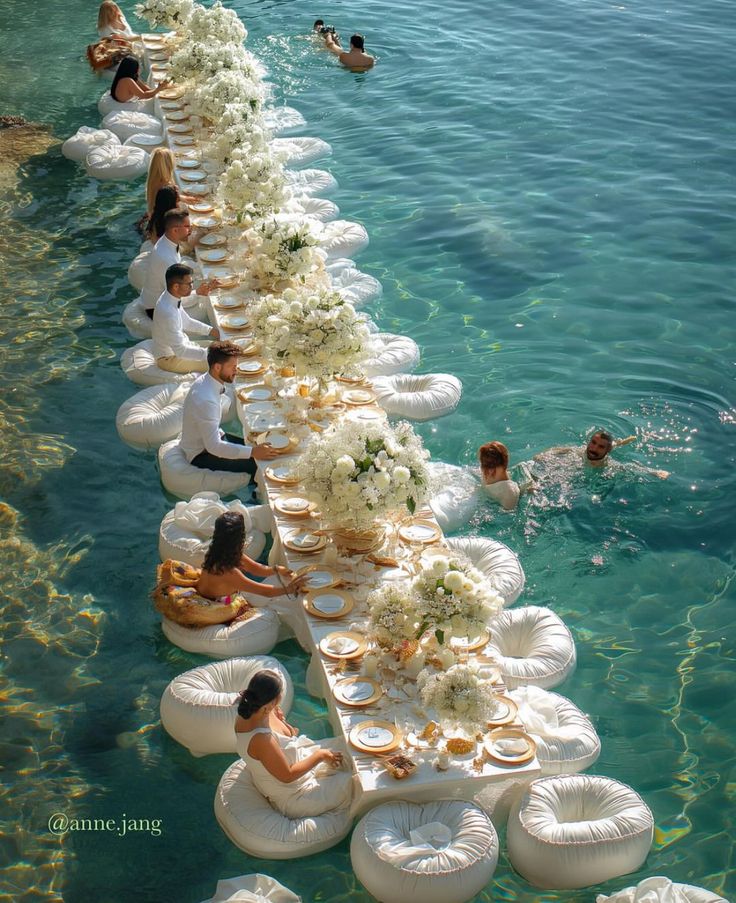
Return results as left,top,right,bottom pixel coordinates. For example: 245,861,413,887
179,342,281,475
144,185,179,244
478,441,521,510
152,264,219,374
97,1,137,40
109,56,170,105
197,512,308,601
235,670,351,816
140,207,217,318
144,149,199,226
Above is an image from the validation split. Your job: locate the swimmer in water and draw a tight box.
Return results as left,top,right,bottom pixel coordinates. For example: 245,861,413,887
324,32,375,69
534,429,669,478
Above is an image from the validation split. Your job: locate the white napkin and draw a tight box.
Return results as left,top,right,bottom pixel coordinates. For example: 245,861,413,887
510,685,580,741
343,681,373,701
208,872,301,903
596,877,692,903
494,737,529,755
328,636,358,654
409,821,452,849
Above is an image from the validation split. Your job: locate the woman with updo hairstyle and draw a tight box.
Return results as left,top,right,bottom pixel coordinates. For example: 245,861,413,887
235,670,350,816
478,440,521,510
196,512,308,603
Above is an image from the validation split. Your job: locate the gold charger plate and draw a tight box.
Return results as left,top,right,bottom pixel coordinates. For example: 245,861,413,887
320,630,367,661
342,388,377,406
264,464,300,485
225,315,252,331
168,123,192,135
485,727,536,766
189,201,214,214
179,170,206,183
199,232,226,248
172,136,196,147
238,385,275,403
486,696,519,729
335,372,366,385
275,495,316,518
177,157,201,169
215,299,245,313
349,720,401,754
283,529,327,555
199,247,229,262
159,88,183,100
128,133,163,148
296,565,341,590
305,588,354,619
192,215,220,229
333,677,382,707
260,433,299,455
450,629,491,653
398,518,442,545
236,358,266,376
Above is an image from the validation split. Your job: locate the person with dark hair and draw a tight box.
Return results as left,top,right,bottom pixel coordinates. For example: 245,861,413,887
196,512,305,601
533,430,668,477
324,31,374,68
151,264,219,373
235,670,351,815
110,56,170,104
478,440,521,510
313,18,325,31
178,341,282,475
146,185,179,243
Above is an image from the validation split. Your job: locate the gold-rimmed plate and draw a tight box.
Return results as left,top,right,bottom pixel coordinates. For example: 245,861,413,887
235,358,267,377
320,630,366,660
238,385,274,403
284,529,327,555
172,135,196,147
160,103,181,114
148,51,168,61
214,296,243,312
305,588,354,619
296,565,340,590
234,341,259,357
166,111,189,123
199,248,229,263
336,372,366,385
485,728,536,766
186,184,211,197
342,388,376,406
275,495,315,518
333,677,382,707
199,232,226,247
179,170,206,183
265,464,300,485
450,629,491,653
398,519,442,545
211,271,238,287
177,156,201,169
225,315,251,331
192,215,220,229
127,133,163,148
168,123,192,135
486,696,519,729
261,432,298,454
349,720,401,754
189,201,213,214
350,407,385,423
159,87,184,100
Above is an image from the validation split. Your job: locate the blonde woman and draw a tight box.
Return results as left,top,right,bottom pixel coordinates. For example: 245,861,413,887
97,1,137,40
145,148,198,217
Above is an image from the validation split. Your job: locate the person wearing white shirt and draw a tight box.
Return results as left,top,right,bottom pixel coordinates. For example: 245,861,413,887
153,264,220,374
179,342,281,475
140,208,217,318
478,441,522,510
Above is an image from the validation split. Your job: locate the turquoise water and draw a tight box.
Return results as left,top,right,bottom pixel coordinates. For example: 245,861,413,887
1,0,734,899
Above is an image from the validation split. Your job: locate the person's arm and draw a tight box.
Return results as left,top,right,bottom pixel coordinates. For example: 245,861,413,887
238,554,282,578
248,732,341,783
227,568,309,598
122,77,171,100
324,34,343,56
180,306,217,338
533,445,575,461
198,397,254,459
613,435,637,449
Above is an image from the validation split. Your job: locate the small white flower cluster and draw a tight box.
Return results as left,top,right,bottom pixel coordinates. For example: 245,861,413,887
185,0,246,44
297,419,431,531
168,40,258,84
418,663,498,730
187,71,264,122
367,584,417,647
135,0,193,29
215,151,288,220
412,555,504,642
245,217,321,286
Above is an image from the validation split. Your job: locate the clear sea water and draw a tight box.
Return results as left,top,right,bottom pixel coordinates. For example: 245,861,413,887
1,0,734,899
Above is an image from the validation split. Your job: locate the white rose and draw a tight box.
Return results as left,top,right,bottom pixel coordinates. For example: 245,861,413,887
335,455,355,474
373,471,391,491
393,465,410,484
444,571,464,593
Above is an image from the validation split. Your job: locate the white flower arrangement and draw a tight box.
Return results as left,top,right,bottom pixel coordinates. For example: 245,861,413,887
412,555,504,644
245,217,321,286
215,150,288,220
366,584,417,647
185,0,246,44
418,663,498,730
135,0,193,29
204,114,270,168
168,40,259,84
296,419,431,531
186,71,264,122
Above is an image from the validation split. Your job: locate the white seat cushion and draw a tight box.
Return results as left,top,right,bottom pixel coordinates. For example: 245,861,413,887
120,340,192,387
158,437,252,500
597,877,729,903
284,167,337,197
116,380,194,451
84,143,149,180
373,373,462,421
487,605,576,689
122,294,153,339
271,136,332,165
327,262,382,308
319,219,369,260
98,92,154,117
61,126,119,163
446,535,525,606
363,333,420,377
262,105,307,134
198,873,301,903
161,608,279,659
102,109,163,141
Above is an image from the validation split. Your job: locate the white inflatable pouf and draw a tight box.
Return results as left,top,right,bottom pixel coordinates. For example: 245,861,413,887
507,686,600,776
597,876,729,903
215,757,352,859
285,167,338,197
160,656,293,757
199,873,301,903
328,264,382,308
351,799,499,903
445,536,525,606
319,219,369,260
271,136,332,165
296,196,339,221
116,380,193,451
120,340,192,387
262,105,307,134
61,126,120,163
122,294,153,340
363,333,420,377
161,608,279,659
159,492,269,566
128,246,151,292
158,437,252,500
102,109,163,142
98,92,154,117
84,143,149,181
372,373,463,421
507,774,654,889
487,605,576,689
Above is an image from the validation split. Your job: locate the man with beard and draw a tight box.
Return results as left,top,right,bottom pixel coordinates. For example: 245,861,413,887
534,430,669,478
178,341,280,477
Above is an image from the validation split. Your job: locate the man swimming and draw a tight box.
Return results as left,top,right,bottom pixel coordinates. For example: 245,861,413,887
535,430,669,478
324,32,375,69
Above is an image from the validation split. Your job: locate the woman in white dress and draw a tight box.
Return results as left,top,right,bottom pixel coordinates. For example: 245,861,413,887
479,440,522,510
234,671,352,817
97,1,136,40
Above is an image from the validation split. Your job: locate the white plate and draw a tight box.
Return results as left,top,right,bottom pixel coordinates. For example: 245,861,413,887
166,111,189,122
224,315,249,328
342,681,375,701
128,133,163,147
199,248,228,262
238,360,264,373
177,157,200,169
266,432,289,449
289,532,321,549
241,388,273,402
356,726,393,747
252,415,287,433
486,736,532,760
160,101,182,111
199,232,225,246
343,389,374,404
149,52,168,61
186,185,209,197
303,569,335,589
312,593,345,614
268,464,297,481
168,123,192,134
352,408,383,421
179,170,206,182
281,496,310,513
172,136,195,147
244,400,276,414
192,215,219,228
403,524,437,542
189,202,213,213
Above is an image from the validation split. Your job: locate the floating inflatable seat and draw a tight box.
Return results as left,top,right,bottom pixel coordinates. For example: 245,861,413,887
198,873,302,903
122,294,152,340
120,339,192,387
363,333,420,378
295,196,339,222
159,492,269,566
284,167,338,197
372,373,462,421
270,136,332,166
61,126,119,163
507,774,654,889
327,262,382,308
158,437,252,500
487,606,576,689
160,656,293,757
102,109,162,141
128,243,151,291
214,757,352,859
116,380,194,451
262,105,307,134
84,142,149,180
319,219,369,260
98,91,154,117
597,877,729,903
351,799,499,903
161,607,280,658
507,686,600,776
445,536,525,606
428,463,483,534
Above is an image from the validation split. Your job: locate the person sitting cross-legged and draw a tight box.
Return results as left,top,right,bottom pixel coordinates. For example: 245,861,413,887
152,263,219,374
178,341,282,477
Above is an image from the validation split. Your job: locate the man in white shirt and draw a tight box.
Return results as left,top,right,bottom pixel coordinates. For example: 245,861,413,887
140,207,217,318
179,341,281,476
152,264,219,373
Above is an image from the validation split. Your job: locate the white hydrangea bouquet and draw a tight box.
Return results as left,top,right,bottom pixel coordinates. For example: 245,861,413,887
135,0,193,29
418,663,498,731
215,150,288,221
412,555,504,645
245,217,322,289
297,419,431,531
187,71,264,122
168,41,260,84
205,115,270,169
366,584,418,647
185,0,246,44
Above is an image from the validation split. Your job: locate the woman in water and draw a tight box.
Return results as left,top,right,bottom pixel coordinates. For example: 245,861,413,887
110,56,169,104
235,670,351,816
97,0,137,40
478,440,522,510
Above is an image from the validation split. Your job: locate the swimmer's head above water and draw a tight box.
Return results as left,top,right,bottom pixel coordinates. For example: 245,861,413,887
585,430,614,463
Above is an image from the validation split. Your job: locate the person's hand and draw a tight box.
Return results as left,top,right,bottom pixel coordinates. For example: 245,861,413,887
274,565,294,581
196,279,216,296
654,469,670,480
319,749,343,767
250,443,281,461
285,574,310,596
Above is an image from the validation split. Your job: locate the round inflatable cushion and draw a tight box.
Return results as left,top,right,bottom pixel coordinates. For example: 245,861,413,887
487,605,576,689
85,143,149,180
328,264,382,308
372,373,463,421
198,873,301,903
128,244,152,292
445,535,525,606
319,219,369,260
297,196,339,221
158,437,252,500
161,607,279,658
596,877,729,903
262,105,307,134
101,109,163,141
285,167,338,197
270,136,332,166
61,126,120,163
98,92,154,117
122,294,153,340
120,339,192,387
363,333,420,377
116,380,194,451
